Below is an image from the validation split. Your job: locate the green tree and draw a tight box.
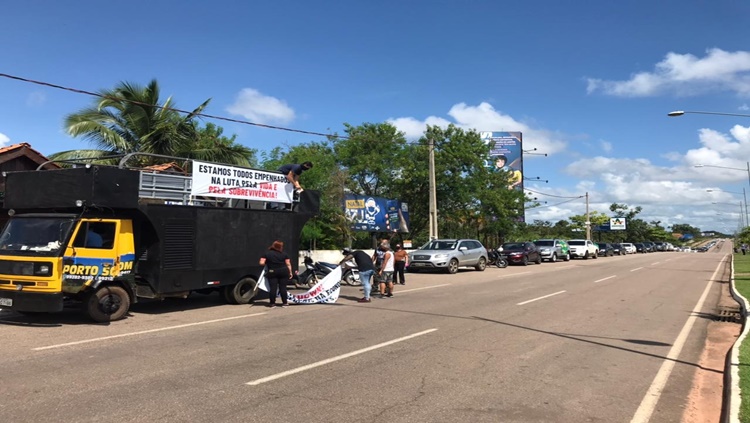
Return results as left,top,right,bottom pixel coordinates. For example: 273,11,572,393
52,80,252,166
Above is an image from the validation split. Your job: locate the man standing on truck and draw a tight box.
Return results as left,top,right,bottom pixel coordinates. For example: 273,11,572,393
278,161,313,192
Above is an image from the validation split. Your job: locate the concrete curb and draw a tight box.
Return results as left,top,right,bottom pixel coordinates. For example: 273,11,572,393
726,254,749,423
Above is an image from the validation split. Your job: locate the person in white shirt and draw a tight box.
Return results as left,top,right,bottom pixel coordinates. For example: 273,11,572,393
378,243,395,298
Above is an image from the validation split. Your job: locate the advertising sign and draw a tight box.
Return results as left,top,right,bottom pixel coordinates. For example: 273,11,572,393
610,218,626,230
191,161,294,203
480,131,524,191
345,194,410,232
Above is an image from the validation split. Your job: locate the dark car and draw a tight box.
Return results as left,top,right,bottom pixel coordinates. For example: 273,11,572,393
611,243,625,256
598,243,615,257
500,242,542,266
642,242,655,252
634,242,647,253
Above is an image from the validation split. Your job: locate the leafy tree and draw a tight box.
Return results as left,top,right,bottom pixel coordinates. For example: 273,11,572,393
53,80,252,166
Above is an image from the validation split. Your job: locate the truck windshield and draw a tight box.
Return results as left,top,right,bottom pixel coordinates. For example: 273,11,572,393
0,217,74,257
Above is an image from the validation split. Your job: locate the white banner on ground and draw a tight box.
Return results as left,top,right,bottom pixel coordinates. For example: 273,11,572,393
258,266,341,304
191,161,294,203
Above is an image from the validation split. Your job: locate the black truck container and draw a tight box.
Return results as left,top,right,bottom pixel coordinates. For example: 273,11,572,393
0,163,319,322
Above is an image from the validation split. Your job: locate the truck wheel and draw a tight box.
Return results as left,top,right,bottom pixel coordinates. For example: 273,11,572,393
475,257,487,271
225,277,258,304
447,259,459,274
550,253,557,263
535,254,542,265
522,256,528,266
563,253,570,261
584,252,589,260
84,285,130,323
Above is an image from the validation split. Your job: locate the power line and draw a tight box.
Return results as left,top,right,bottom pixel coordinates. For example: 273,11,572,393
0,72,347,140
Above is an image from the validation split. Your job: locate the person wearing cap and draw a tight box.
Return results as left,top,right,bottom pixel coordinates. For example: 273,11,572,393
393,243,408,285
340,248,377,303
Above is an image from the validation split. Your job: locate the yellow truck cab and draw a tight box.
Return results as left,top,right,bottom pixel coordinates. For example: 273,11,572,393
0,156,318,322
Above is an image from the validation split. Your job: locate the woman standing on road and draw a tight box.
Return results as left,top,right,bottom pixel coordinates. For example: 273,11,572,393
259,240,292,308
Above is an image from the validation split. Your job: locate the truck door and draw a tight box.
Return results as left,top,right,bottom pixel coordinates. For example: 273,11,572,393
62,219,135,294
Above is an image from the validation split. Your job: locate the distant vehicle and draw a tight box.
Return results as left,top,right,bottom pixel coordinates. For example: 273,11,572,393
621,242,636,254
642,242,656,252
598,243,615,257
500,242,542,266
634,243,647,253
408,239,488,274
611,243,625,256
568,239,598,259
533,239,571,262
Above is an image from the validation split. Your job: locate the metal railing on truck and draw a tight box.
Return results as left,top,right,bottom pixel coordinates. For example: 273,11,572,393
35,153,289,209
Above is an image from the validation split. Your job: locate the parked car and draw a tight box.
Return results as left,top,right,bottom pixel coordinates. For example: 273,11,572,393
611,243,625,256
533,239,571,262
408,239,488,274
598,243,615,257
621,242,636,254
633,242,647,253
643,241,655,252
500,242,542,265
567,239,598,259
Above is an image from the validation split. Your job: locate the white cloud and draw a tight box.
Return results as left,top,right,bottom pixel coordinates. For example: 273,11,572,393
226,88,295,124
740,104,749,111
26,91,46,107
586,48,750,97
600,140,613,153
388,102,567,155
0,132,9,146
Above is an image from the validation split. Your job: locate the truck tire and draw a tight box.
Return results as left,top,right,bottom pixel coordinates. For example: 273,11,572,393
84,285,130,323
550,253,557,263
584,252,589,260
223,277,258,304
563,253,570,261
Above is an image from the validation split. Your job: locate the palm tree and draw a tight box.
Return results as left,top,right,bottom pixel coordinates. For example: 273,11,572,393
52,80,254,167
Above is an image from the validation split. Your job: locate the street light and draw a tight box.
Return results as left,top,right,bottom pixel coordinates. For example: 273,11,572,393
706,188,749,226
712,201,746,227
668,110,750,118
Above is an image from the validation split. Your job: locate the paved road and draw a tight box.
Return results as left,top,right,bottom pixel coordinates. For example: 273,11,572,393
0,243,732,423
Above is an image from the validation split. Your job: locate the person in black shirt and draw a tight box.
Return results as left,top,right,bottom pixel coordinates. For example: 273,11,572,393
259,240,293,308
278,162,313,192
341,248,377,303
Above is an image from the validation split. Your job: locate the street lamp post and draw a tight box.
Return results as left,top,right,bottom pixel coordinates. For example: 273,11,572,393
668,110,750,118
698,166,750,226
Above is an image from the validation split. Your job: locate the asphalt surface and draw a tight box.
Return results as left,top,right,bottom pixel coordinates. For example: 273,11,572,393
0,242,732,423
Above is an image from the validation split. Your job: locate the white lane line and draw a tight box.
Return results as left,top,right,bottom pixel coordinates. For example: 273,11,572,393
629,258,721,423
553,265,575,270
33,312,268,351
397,284,450,294
517,290,566,306
630,267,643,272
594,275,616,283
497,271,532,279
651,262,660,265
246,328,438,386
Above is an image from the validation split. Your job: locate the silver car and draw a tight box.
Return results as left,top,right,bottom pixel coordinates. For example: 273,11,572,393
408,239,488,274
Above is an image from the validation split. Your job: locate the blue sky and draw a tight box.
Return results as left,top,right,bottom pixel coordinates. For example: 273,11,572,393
2,0,750,234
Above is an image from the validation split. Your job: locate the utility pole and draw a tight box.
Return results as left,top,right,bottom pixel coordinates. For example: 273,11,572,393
585,192,591,240
428,137,438,239
744,187,749,228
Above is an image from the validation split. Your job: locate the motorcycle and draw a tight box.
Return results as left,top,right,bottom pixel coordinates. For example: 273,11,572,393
294,255,320,289
487,248,508,268
323,260,360,285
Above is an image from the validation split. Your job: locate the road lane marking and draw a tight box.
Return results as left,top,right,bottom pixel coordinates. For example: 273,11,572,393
594,275,616,283
651,262,660,265
553,265,575,270
630,267,643,272
517,290,566,305
629,257,724,423
398,284,449,294
245,328,438,386
33,312,268,351
497,271,532,279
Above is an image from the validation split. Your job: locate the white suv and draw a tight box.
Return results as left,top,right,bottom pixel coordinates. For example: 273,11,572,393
568,239,598,259
621,242,636,254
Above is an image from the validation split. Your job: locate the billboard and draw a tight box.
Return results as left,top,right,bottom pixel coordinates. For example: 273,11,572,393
610,218,626,230
480,131,523,192
344,194,410,233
